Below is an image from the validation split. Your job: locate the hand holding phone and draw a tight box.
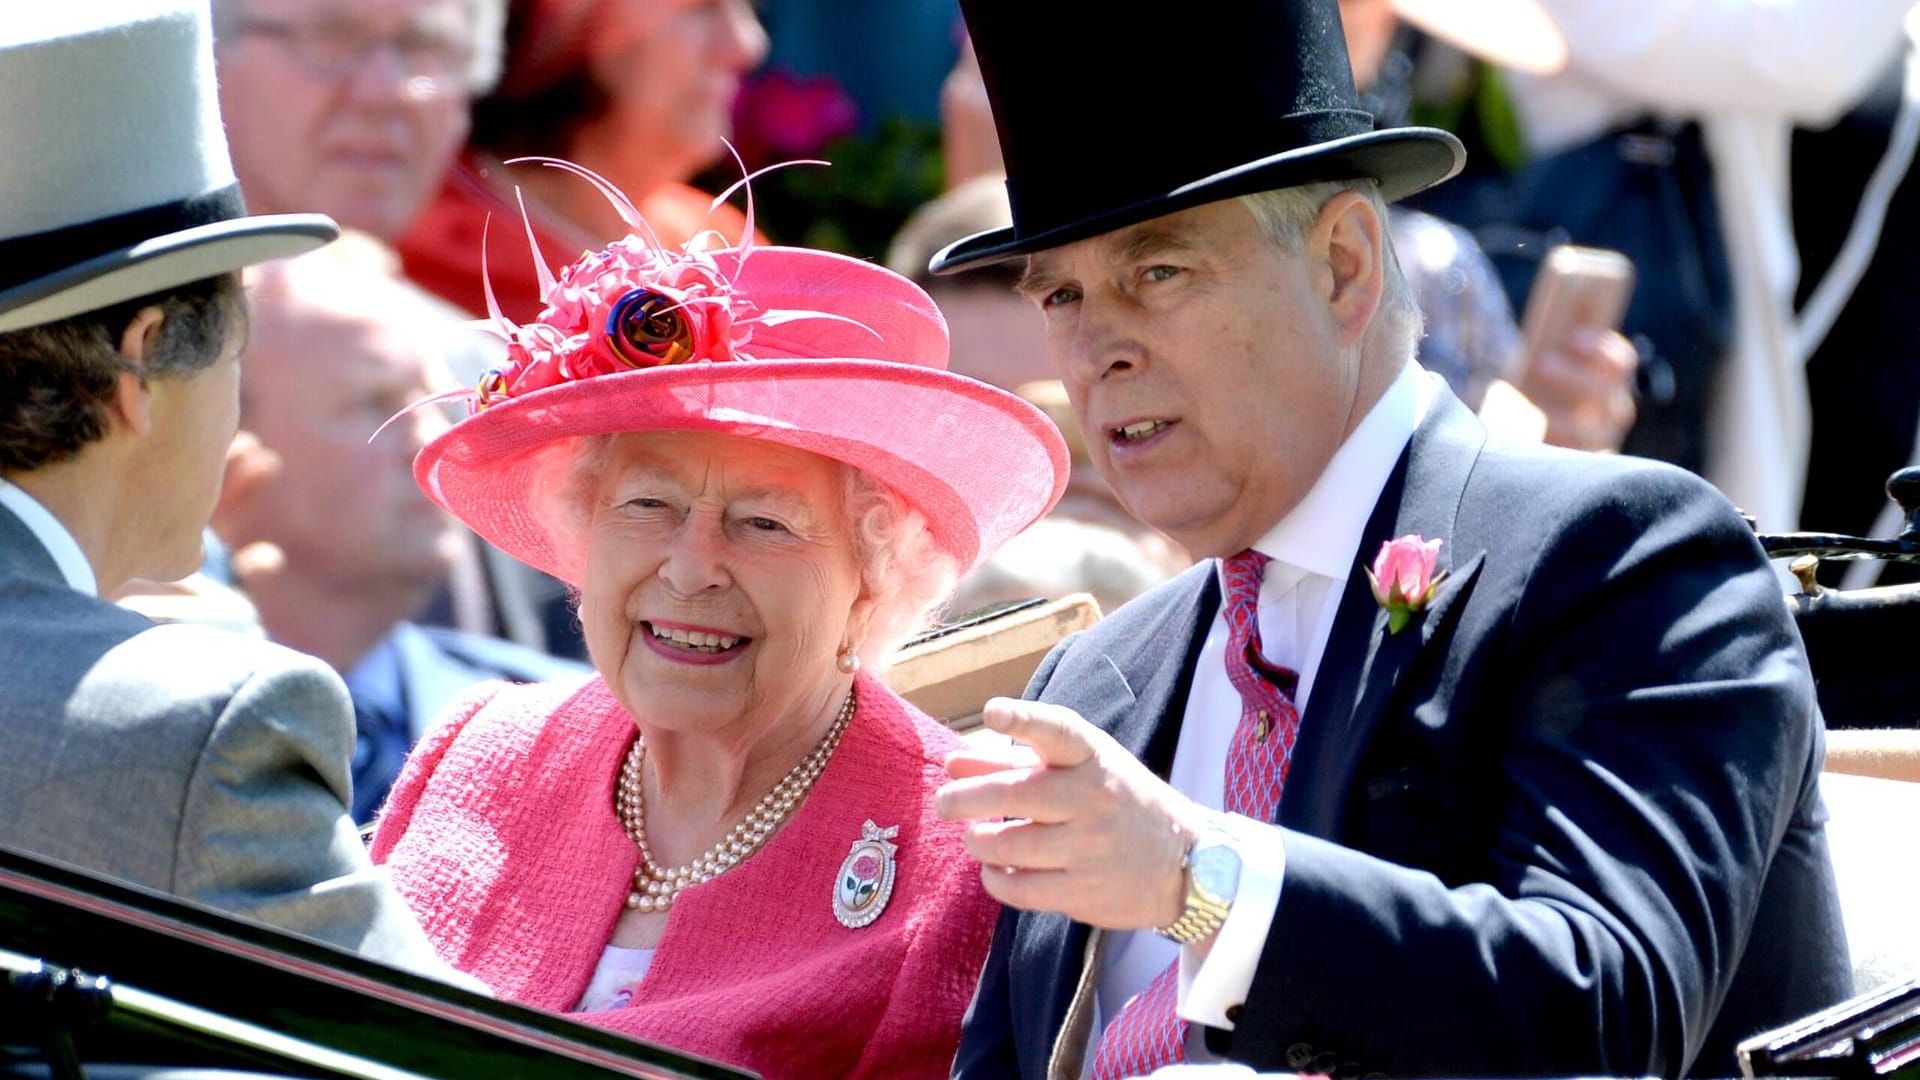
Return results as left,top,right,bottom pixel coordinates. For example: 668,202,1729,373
1515,246,1640,452
1520,245,1635,357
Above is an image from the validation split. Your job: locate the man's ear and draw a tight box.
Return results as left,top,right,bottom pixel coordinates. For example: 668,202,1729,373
106,305,169,438
1309,190,1386,347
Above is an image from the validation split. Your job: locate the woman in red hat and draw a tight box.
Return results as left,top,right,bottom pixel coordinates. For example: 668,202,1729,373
400,0,768,322
371,170,1069,1078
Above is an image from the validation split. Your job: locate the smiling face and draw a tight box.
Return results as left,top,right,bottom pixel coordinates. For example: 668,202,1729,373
577,430,871,741
1019,198,1384,557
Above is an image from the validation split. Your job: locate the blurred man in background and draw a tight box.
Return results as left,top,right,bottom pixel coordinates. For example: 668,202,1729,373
213,0,503,241
213,240,583,823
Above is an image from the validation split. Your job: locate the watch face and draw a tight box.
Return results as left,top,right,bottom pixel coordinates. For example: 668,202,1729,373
1189,842,1242,905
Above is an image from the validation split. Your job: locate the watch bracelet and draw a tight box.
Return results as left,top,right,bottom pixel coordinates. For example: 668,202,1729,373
1156,892,1229,944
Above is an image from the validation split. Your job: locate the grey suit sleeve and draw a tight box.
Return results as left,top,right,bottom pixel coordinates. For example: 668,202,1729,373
165,635,468,984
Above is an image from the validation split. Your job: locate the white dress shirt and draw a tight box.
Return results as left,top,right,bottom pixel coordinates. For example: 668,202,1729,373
0,479,97,596
1089,361,1437,1065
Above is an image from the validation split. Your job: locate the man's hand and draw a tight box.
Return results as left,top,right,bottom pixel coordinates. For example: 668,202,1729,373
936,697,1203,930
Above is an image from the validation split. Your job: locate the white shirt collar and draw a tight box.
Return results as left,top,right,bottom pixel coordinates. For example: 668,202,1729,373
1242,360,1438,582
0,479,99,597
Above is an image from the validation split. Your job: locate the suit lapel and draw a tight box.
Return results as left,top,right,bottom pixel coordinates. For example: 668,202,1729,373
1109,564,1220,777
1284,393,1487,834
1024,565,1218,1072
1037,561,1219,776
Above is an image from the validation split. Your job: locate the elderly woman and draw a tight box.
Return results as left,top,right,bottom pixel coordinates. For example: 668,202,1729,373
369,177,1068,1078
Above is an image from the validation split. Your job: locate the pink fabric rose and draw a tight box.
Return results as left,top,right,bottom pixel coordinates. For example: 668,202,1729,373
474,236,762,409
1366,534,1446,634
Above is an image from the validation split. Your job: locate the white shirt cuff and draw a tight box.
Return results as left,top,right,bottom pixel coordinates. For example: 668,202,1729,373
1175,813,1285,1031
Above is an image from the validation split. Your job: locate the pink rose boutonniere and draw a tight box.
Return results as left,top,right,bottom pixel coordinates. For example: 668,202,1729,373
1367,535,1447,634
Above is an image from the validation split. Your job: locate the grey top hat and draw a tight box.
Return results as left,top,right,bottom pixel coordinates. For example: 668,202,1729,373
0,1,339,333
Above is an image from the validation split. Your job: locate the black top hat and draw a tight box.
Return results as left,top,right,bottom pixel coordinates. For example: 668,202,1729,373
0,2,337,333
929,0,1466,275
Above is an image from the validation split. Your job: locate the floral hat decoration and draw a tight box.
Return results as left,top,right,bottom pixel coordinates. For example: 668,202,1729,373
411,158,1071,586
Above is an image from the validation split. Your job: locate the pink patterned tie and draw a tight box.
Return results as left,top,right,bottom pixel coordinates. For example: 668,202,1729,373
1218,549,1301,821
1091,550,1301,1080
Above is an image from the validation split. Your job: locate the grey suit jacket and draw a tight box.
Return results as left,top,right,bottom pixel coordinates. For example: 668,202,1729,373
0,506,456,978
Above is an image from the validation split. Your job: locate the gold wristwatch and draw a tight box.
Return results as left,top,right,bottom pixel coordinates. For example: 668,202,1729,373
1156,821,1242,945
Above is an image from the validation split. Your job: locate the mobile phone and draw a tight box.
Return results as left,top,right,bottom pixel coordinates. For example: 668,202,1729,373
1519,245,1636,356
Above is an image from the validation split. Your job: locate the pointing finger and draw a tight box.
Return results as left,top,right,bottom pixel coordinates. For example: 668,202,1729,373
980,698,1098,769
945,751,1030,780
943,732,1043,780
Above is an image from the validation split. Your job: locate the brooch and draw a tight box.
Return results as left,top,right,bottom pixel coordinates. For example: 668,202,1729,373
833,820,899,929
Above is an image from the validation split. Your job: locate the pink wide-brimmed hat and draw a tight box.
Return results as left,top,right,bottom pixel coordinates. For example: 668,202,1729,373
414,177,1070,586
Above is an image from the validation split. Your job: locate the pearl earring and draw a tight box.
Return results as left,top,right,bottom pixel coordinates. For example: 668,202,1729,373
837,648,861,674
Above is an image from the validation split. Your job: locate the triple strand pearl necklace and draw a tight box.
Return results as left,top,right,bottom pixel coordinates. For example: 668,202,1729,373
617,688,856,912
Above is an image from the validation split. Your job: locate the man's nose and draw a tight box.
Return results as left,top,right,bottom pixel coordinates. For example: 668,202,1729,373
1059,305,1141,387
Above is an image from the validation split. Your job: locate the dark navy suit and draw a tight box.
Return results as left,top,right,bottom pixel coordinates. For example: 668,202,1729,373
953,391,1850,1079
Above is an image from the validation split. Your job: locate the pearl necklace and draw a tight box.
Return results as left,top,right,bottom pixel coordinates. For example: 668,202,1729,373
617,689,856,912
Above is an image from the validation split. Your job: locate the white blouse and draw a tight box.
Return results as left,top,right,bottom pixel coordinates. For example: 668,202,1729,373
574,943,656,1012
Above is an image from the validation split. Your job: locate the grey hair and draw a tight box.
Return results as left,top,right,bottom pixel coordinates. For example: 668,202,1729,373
1237,180,1424,356
212,0,506,94
841,469,959,669
552,435,958,670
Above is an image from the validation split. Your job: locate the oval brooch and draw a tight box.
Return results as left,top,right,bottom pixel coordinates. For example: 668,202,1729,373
833,820,900,929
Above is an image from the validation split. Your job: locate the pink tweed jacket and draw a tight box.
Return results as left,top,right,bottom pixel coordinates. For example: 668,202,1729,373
369,671,998,1079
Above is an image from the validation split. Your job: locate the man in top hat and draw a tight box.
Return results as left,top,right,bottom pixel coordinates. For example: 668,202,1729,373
0,1,462,978
933,2,1848,1077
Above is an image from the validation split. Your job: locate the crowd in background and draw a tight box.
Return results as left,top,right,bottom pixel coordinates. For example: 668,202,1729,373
152,0,1920,823
7,1,1920,1076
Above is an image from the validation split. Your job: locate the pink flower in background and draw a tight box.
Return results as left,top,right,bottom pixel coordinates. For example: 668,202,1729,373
1366,535,1446,634
731,67,860,165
